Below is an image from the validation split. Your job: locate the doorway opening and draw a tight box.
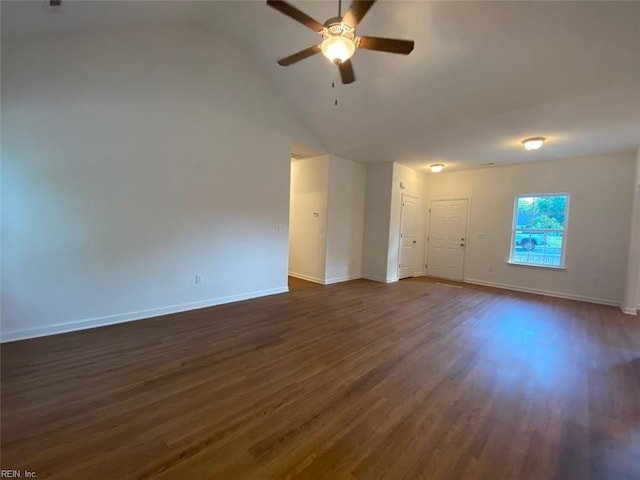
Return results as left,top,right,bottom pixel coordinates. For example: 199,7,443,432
288,143,327,287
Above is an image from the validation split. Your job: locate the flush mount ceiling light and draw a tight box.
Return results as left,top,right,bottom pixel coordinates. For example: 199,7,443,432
430,163,445,173
522,137,546,151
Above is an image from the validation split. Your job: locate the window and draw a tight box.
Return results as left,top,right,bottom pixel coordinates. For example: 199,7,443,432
510,193,570,268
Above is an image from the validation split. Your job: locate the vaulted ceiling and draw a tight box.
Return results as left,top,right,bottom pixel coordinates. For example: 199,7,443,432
3,1,640,172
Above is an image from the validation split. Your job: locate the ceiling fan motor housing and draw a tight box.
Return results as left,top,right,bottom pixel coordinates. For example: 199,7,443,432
322,17,355,41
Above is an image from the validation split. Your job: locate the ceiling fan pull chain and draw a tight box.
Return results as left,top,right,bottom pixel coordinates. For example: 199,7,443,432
338,0,342,17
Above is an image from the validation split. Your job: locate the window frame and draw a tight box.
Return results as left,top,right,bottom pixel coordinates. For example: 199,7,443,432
508,192,570,269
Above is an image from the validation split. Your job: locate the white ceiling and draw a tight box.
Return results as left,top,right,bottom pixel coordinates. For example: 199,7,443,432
3,0,640,173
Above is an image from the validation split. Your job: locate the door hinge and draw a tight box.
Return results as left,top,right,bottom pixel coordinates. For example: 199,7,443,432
425,263,428,269
427,236,429,241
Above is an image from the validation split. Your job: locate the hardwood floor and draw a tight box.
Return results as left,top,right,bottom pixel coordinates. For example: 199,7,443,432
1,277,639,479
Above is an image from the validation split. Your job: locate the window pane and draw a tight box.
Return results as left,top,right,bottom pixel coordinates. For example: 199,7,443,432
514,231,546,249
517,197,534,214
532,197,548,214
513,231,547,265
546,232,563,250
517,213,534,228
513,230,531,264
531,213,564,229
531,213,551,228
549,213,565,228
548,195,568,214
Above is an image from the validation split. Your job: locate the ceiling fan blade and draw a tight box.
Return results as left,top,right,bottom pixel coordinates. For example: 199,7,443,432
50,0,61,5
343,0,376,28
266,0,324,32
357,36,414,55
277,45,321,66
338,59,356,84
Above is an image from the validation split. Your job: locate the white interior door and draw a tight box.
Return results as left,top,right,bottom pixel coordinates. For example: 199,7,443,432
426,199,469,281
398,193,418,279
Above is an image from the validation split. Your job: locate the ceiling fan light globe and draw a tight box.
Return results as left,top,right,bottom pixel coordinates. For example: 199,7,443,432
321,36,356,64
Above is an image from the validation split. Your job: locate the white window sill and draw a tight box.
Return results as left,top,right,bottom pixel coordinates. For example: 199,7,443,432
507,261,566,270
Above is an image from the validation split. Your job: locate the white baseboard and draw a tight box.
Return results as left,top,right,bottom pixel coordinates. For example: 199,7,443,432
324,274,362,285
464,278,620,308
363,275,386,283
621,306,638,315
0,286,289,343
289,271,362,285
363,275,398,284
288,271,325,285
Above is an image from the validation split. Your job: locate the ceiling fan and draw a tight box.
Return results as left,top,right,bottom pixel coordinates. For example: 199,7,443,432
266,0,414,85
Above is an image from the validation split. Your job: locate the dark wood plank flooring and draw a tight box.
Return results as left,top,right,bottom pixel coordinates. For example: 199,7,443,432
2,277,639,479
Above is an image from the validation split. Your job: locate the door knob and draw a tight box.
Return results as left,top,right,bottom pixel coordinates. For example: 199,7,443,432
460,243,465,247
413,240,417,244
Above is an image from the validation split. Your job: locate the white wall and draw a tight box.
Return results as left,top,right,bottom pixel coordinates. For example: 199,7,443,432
622,147,640,313
362,163,394,282
288,154,365,284
425,152,636,305
325,155,366,283
288,156,329,283
635,148,640,311
362,162,427,282
388,163,428,280
1,27,321,342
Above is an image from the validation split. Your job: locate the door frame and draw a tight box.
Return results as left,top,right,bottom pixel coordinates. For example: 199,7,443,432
397,192,420,279
425,197,472,281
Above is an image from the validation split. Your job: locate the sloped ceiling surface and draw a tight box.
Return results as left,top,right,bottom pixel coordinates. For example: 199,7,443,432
3,1,639,172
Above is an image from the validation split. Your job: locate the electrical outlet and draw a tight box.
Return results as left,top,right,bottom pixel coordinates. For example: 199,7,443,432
195,275,202,284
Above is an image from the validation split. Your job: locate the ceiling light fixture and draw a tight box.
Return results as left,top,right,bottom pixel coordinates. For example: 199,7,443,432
267,0,415,85
430,163,445,173
522,137,546,151
320,21,356,64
